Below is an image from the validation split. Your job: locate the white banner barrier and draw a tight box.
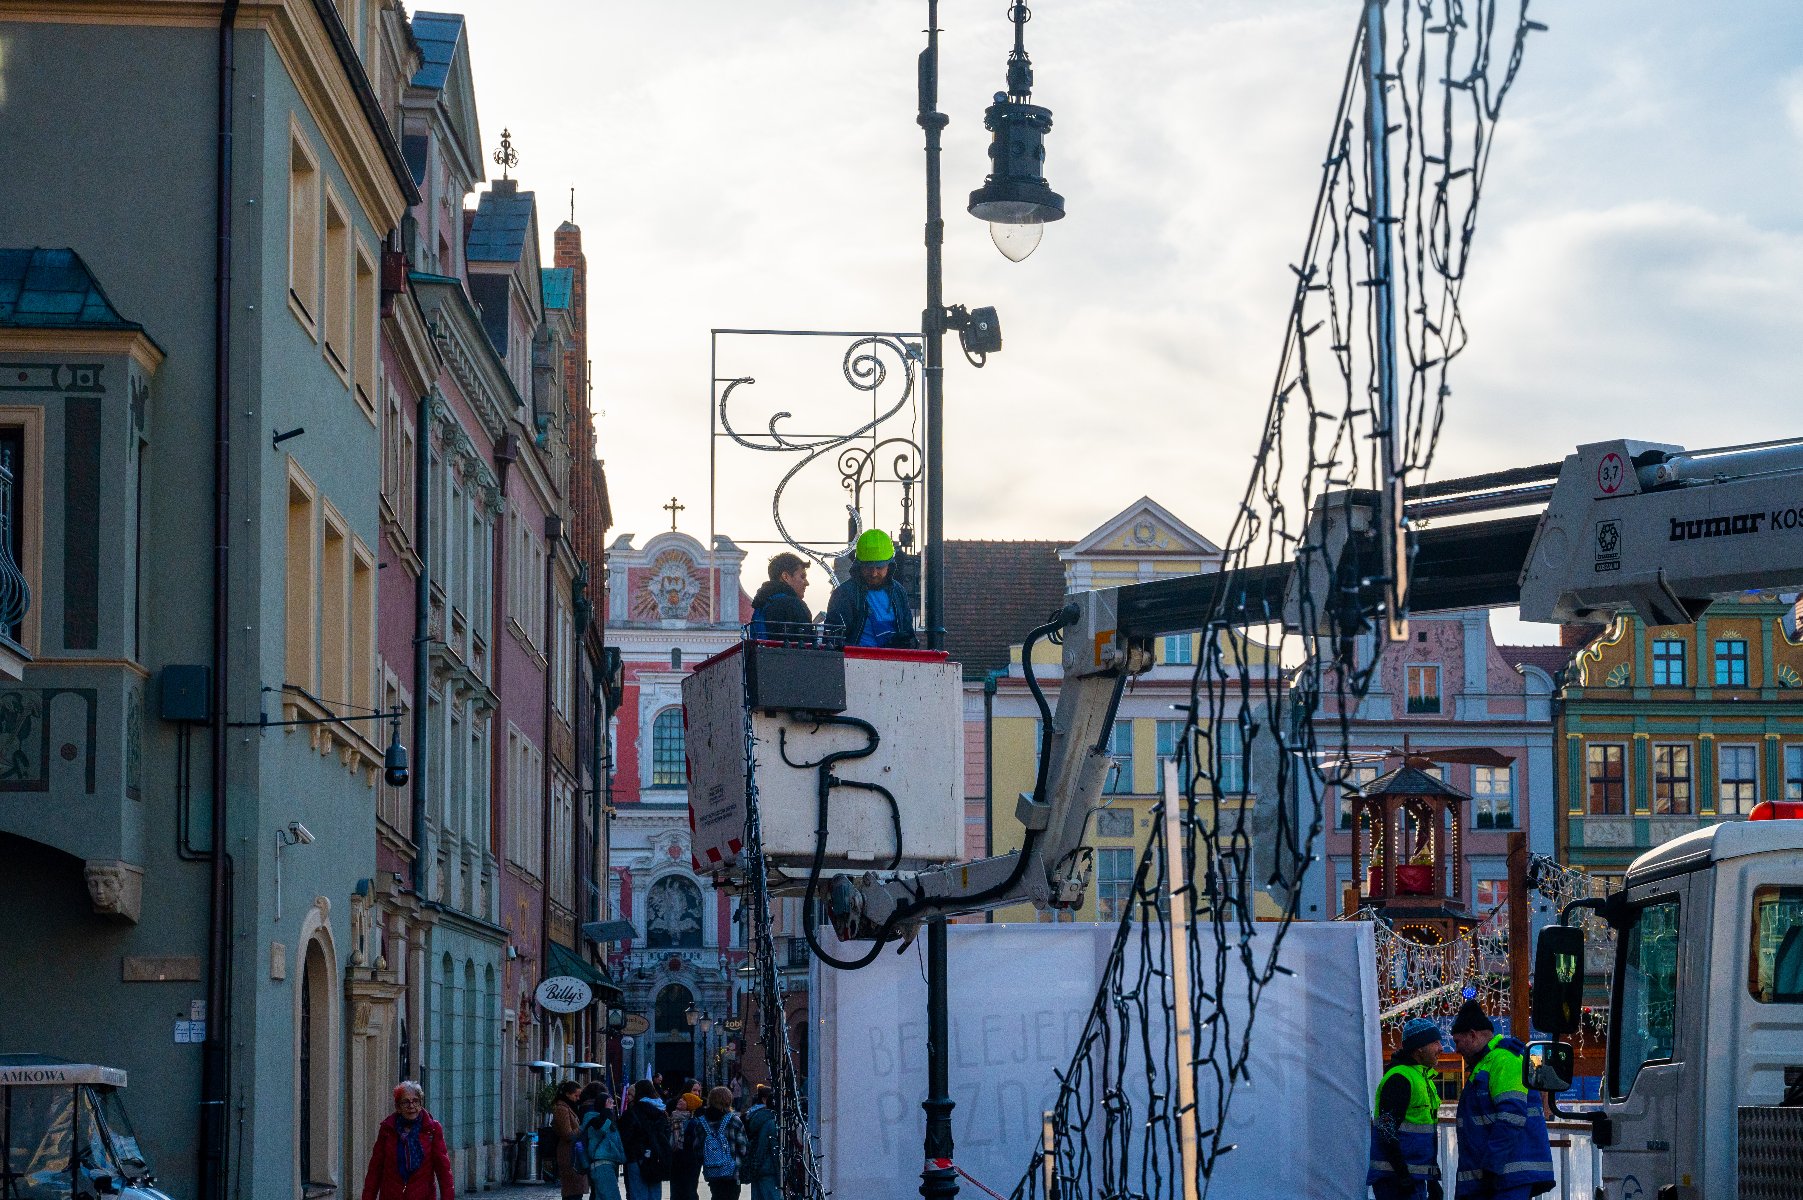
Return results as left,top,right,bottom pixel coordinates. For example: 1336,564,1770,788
813,921,1380,1199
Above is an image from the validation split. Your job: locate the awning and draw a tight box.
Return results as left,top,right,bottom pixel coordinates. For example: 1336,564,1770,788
547,941,622,1007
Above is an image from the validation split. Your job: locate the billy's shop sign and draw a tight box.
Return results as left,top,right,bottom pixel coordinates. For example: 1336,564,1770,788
534,976,594,1014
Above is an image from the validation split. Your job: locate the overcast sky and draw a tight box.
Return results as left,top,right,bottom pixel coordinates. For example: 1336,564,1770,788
450,1,1803,641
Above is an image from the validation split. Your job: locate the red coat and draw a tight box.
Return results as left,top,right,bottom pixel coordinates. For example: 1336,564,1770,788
361,1112,454,1200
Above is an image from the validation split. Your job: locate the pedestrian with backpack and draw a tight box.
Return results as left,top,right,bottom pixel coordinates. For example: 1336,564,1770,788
668,1093,706,1200
619,1079,674,1200
696,1087,747,1200
738,1086,780,1200
578,1085,626,1200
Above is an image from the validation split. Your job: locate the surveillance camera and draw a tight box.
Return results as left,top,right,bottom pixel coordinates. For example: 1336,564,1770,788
384,738,410,789
288,821,315,845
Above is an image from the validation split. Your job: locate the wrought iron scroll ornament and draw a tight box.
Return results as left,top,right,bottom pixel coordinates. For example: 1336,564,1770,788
716,335,923,573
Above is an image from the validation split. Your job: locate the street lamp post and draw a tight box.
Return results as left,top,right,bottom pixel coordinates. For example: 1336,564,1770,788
915,5,1062,1200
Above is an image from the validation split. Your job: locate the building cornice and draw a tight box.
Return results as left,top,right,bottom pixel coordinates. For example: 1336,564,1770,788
0,327,164,373
412,272,520,441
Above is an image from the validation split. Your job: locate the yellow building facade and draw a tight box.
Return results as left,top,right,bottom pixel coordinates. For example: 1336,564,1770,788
978,499,1286,923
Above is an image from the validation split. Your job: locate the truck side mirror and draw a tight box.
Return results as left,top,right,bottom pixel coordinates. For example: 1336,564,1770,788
1523,1039,1574,1093
1531,924,1586,1036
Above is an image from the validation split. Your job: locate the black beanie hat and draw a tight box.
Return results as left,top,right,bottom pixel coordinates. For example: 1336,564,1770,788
1450,999,1493,1035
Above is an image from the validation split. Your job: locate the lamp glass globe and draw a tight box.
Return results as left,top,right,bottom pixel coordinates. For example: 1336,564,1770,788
990,220,1043,262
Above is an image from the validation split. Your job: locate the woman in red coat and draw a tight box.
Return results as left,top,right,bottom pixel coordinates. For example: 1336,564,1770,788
361,1081,455,1200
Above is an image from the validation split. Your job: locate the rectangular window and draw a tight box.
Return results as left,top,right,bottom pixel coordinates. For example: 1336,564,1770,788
353,244,379,416
322,192,351,372
1748,885,1803,1003
319,513,349,706
1155,719,1192,791
378,676,411,836
1787,745,1803,802
1104,721,1134,794
1162,634,1193,666
1611,898,1680,1099
351,545,375,714
1651,639,1686,687
1718,744,1759,814
1652,744,1693,815
288,135,320,325
285,473,318,689
1095,847,1135,922
651,709,687,787
1715,639,1749,686
1406,664,1441,714
1213,719,1245,795
549,778,574,907
1472,765,1515,828
1474,878,1508,930
1338,764,1379,828
1587,743,1626,815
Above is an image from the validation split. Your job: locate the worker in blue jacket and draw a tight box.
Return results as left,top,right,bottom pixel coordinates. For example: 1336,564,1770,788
1449,1000,1555,1199
824,529,918,649
1368,1017,1446,1200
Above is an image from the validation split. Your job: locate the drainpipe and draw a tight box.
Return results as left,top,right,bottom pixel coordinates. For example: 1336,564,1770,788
202,5,241,1200
540,516,560,990
412,391,431,898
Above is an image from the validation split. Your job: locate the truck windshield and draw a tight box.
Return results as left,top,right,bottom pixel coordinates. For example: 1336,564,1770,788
1750,885,1803,1003
1611,896,1679,1099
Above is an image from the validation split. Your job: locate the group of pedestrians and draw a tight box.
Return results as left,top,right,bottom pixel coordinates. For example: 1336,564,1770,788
1368,1000,1556,1200
356,1076,782,1200
552,1078,783,1200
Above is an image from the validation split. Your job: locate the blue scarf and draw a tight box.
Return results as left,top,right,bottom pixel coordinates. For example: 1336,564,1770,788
395,1115,425,1180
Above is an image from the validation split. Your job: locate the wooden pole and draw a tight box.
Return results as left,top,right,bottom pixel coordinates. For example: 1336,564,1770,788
1507,831,1531,1037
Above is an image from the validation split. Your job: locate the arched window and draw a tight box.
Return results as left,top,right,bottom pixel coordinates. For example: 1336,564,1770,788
463,959,478,1148
645,875,704,948
654,984,693,1033
651,708,686,787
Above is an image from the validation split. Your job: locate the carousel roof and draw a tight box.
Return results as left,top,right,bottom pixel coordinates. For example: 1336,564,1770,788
1352,761,1472,802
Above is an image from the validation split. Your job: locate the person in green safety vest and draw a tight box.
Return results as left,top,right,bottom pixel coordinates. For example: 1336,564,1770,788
1367,1016,1446,1200
1450,1000,1555,1199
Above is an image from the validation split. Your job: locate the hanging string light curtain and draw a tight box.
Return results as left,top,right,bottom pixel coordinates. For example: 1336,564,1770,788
1010,3,1543,1196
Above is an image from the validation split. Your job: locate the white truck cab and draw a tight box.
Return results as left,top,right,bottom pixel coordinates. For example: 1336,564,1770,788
1532,809,1803,1200
0,1056,174,1200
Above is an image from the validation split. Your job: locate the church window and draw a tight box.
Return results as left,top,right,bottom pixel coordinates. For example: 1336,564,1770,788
651,708,686,787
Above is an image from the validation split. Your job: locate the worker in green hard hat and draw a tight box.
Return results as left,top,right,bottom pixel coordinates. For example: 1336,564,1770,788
824,529,918,649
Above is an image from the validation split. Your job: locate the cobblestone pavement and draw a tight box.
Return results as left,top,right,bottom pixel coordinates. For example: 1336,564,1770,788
481,1182,563,1198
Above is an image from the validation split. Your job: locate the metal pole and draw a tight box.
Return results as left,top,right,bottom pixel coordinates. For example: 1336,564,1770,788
1507,831,1531,1037
1362,0,1409,643
919,3,956,1198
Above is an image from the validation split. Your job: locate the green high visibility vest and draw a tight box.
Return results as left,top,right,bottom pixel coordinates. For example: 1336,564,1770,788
1372,1062,1439,1129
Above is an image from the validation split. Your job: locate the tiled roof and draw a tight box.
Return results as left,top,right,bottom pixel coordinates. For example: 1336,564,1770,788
1502,643,1577,683
943,540,1068,681
541,267,574,311
410,11,463,91
466,182,535,264
1357,763,1472,801
0,248,144,333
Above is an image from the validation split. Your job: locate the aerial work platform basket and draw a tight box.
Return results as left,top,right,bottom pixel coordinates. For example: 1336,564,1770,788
683,639,965,891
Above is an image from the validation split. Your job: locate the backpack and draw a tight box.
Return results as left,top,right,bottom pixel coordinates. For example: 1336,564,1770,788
701,1113,738,1180
628,1105,673,1184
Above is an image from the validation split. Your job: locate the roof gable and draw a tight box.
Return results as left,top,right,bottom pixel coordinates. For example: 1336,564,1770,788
1063,496,1221,561
541,267,574,312
408,11,483,187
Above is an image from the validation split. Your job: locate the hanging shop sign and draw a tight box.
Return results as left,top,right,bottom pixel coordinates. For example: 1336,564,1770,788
535,976,593,1014
619,1013,650,1036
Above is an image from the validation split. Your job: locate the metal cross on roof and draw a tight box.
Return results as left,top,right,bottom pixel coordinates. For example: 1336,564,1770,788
663,496,685,531
493,128,517,180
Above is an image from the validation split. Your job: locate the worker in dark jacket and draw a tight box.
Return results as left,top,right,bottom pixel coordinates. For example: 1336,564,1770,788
1368,1018,1445,1200
824,529,917,649
1450,1000,1555,1199
748,552,814,640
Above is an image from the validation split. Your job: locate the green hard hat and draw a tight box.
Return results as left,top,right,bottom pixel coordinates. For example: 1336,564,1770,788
854,528,895,563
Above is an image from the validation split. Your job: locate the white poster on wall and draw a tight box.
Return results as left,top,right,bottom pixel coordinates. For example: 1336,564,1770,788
812,920,1379,1200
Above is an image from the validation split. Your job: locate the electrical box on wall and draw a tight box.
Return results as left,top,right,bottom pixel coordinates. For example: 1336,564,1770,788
158,664,211,723
684,643,965,891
